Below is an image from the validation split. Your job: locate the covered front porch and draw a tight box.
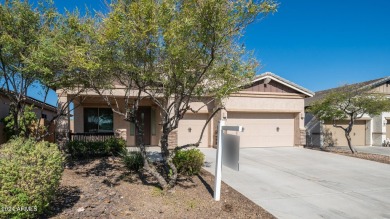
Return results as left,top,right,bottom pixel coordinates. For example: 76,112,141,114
68,95,163,147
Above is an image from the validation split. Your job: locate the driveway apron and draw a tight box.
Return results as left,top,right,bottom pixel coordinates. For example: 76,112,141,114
200,147,390,219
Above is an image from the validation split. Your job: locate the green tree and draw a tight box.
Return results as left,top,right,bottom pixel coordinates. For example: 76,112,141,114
71,0,277,190
308,85,390,153
93,0,277,189
27,8,101,140
0,0,53,137
0,0,91,140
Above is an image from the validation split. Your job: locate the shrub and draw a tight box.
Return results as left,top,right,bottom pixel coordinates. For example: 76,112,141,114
2,105,46,140
105,138,126,156
122,150,144,171
173,149,205,176
67,138,126,158
0,137,63,218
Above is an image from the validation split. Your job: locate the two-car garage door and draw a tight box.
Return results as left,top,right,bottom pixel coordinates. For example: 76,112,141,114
323,120,366,146
178,112,297,148
227,112,295,147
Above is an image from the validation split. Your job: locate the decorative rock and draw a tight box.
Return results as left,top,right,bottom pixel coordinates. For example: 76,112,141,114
77,207,85,212
124,210,132,216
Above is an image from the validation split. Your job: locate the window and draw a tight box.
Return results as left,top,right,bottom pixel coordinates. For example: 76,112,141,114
84,108,113,133
41,114,47,119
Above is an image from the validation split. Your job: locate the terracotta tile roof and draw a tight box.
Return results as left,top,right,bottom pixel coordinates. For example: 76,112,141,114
305,76,390,107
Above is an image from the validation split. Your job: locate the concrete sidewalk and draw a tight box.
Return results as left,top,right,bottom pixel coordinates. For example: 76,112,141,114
200,147,390,219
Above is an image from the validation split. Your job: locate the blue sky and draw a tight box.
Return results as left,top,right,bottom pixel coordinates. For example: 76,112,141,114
24,0,390,105
245,0,390,91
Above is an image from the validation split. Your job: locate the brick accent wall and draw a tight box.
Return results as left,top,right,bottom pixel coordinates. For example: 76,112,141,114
168,130,178,148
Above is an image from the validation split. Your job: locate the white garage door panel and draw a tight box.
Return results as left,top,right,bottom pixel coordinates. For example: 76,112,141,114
227,113,295,147
178,114,208,147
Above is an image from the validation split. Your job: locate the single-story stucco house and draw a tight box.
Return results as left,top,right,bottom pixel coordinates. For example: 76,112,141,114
57,72,314,148
0,90,57,144
305,76,390,147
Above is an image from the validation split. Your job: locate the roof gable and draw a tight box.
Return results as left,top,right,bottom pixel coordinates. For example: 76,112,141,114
243,72,314,97
305,76,390,107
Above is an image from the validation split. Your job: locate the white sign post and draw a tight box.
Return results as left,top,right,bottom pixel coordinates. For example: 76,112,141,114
214,120,244,201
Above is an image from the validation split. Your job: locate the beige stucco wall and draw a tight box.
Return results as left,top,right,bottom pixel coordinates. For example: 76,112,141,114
224,94,306,130
177,113,210,147
187,100,214,113
176,99,215,147
60,85,309,147
31,108,56,122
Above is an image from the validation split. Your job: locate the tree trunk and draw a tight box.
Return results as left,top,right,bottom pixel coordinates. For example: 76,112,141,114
11,102,23,138
135,115,169,190
346,116,357,154
13,107,19,135
160,125,178,190
344,131,356,154
334,117,357,154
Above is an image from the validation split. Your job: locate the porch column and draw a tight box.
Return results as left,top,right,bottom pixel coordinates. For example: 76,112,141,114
372,113,386,146
366,119,373,146
56,92,70,143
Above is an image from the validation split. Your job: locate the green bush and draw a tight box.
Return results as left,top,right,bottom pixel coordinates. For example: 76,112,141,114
173,149,205,176
2,105,46,140
122,150,144,171
105,138,126,155
0,137,63,218
67,138,126,158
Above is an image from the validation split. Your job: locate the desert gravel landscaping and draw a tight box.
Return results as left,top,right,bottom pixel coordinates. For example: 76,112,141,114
46,157,275,218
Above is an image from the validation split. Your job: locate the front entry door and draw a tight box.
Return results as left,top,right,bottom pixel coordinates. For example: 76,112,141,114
136,107,151,145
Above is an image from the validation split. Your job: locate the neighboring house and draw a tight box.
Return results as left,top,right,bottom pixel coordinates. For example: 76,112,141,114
57,72,314,147
0,90,57,144
305,76,390,147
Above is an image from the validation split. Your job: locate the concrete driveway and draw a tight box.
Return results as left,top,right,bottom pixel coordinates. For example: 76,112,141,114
334,146,390,156
200,147,390,219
